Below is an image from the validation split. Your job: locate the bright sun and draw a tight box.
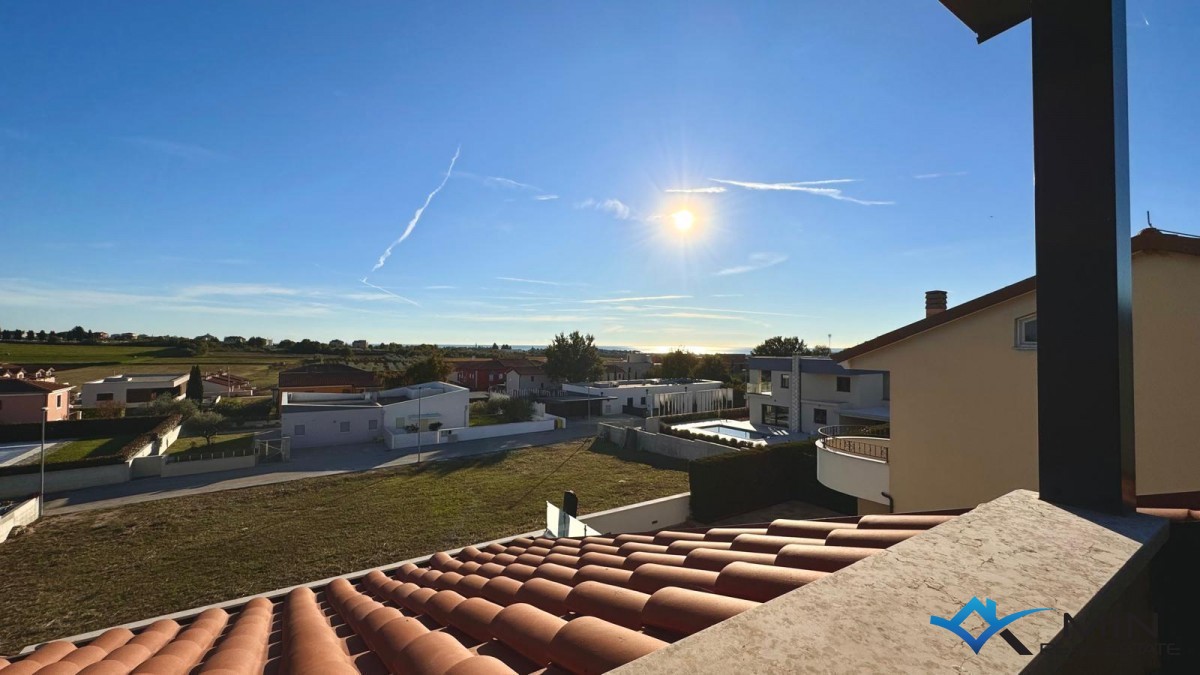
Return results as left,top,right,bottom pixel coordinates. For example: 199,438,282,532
671,209,695,232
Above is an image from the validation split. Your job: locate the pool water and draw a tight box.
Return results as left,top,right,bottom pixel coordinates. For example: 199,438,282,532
696,424,769,440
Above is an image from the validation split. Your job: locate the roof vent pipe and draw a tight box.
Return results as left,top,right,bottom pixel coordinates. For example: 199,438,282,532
925,290,948,317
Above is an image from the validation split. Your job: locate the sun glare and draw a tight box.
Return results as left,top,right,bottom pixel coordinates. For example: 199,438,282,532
671,209,695,232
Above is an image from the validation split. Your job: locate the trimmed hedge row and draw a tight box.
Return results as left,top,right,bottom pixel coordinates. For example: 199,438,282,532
657,407,749,426
688,441,857,522
660,426,761,450
0,416,168,444
117,413,184,461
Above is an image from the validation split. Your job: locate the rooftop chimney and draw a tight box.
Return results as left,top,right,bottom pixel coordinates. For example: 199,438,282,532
925,290,948,317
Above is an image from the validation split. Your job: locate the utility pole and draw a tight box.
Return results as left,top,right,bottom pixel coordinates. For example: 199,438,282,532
39,407,47,517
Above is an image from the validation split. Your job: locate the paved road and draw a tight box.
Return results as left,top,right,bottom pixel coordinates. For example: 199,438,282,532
43,416,643,515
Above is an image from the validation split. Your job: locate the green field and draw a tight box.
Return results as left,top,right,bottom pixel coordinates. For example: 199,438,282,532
0,343,304,390
0,438,689,653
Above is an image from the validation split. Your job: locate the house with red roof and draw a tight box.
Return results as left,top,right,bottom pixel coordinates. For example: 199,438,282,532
0,379,74,424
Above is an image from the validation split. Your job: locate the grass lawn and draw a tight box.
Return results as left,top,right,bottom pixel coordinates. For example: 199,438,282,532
0,438,688,653
167,431,257,457
0,343,304,390
43,436,138,463
469,413,507,427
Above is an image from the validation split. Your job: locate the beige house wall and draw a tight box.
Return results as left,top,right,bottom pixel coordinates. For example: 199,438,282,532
842,251,1200,512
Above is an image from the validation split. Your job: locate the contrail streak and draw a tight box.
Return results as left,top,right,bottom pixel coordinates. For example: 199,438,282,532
359,277,421,307
370,145,461,273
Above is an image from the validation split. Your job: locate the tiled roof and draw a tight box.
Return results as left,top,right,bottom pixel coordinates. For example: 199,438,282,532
279,364,377,388
2,513,955,674
0,379,72,394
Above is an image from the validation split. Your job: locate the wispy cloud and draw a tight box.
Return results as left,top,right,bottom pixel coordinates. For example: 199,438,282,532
424,285,456,290
370,145,460,273
497,276,571,286
913,171,968,179
581,295,691,304
534,194,559,201
709,178,892,205
179,283,300,298
711,293,743,298
664,186,727,194
716,252,789,276
576,197,632,220
120,136,226,161
359,277,420,307
483,175,539,191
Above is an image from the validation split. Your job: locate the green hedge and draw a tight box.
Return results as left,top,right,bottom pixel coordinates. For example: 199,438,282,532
0,416,168,444
688,441,857,522
116,413,183,461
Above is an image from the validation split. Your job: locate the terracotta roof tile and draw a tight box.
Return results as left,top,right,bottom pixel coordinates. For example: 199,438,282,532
5,512,960,674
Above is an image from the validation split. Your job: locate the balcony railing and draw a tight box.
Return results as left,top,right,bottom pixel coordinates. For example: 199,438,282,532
816,425,890,462
746,382,771,395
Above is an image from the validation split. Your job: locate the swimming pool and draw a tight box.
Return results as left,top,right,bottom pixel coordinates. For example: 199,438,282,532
694,423,769,440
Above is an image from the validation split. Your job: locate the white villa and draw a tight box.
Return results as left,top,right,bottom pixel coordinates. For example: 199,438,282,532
80,373,189,408
561,378,730,416
280,382,470,450
745,356,889,435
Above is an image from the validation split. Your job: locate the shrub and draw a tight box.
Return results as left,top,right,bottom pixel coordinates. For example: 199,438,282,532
501,397,533,423
117,413,185,459
688,441,857,522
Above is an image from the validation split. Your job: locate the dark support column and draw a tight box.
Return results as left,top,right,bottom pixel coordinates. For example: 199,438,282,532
1032,0,1135,513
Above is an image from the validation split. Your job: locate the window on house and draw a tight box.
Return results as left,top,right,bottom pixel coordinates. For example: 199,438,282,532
1016,314,1038,349
837,377,851,393
762,404,789,426
882,372,891,401
640,396,646,405
96,393,114,401
368,419,378,430
295,425,306,436
340,421,350,432
56,394,62,407
813,408,828,425
780,374,790,389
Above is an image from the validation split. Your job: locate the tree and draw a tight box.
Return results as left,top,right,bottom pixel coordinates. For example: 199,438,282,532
94,400,126,419
491,342,500,350
150,393,198,420
543,331,603,384
659,350,700,378
751,336,808,356
247,336,268,349
36,330,47,341
691,354,732,382
187,411,225,445
186,365,204,401
500,343,512,351
403,351,451,384
67,325,87,341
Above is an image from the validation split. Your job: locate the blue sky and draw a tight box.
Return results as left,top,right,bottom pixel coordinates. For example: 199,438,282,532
2,1,1197,351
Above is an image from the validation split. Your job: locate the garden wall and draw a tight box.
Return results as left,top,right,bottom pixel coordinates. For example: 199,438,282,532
598,424,735,461
0,462,131,499
579,493,691,534
0,416,170,443
161,454,257,477
0,496,39,543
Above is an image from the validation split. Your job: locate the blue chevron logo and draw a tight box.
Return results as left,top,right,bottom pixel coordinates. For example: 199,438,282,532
931,597,1053,654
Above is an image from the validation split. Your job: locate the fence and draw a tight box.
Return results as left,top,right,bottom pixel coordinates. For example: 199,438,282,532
816,425,890,462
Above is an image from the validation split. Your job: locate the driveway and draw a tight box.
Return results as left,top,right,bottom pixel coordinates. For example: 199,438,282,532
42,418,622,515
0,441,58,467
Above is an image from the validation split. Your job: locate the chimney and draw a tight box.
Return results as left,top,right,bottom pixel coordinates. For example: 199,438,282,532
925,290,948,317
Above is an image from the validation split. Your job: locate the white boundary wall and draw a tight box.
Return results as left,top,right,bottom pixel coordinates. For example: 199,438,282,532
0,496,39,543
